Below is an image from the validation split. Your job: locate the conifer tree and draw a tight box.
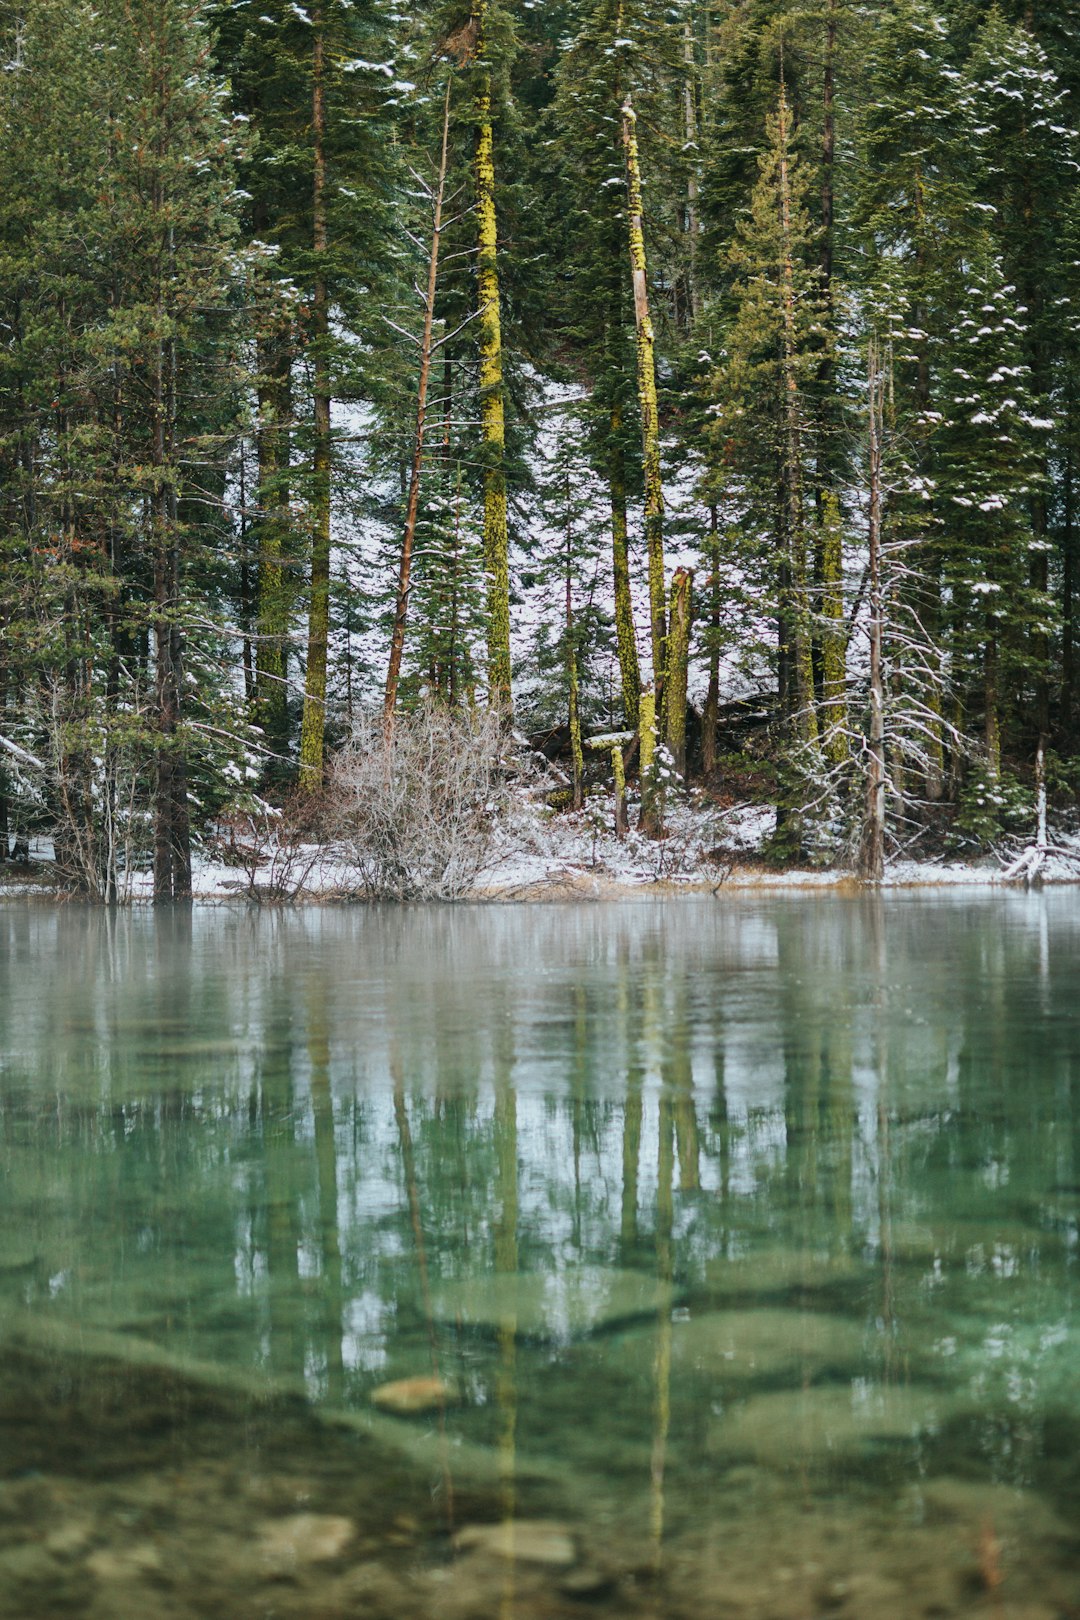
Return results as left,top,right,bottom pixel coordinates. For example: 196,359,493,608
0,0,251,899
464,0,515,712
935,260,1052,779
855,0,984,797
210,0,399,780
622,94,668,709
548,0,683,729
709,84,828,757
964,14,1078,744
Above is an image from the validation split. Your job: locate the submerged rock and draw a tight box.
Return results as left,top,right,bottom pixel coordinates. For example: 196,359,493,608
453,1520,577,1567
902,1475,1070,1543
882,1217,1060,1269
711,1383,942,1465
702,1250,863,1300
86,1542,163,1582
431,1267,673,1340
558,1565,617,1597
43,1518,94,1558
673,1307,869,1380
370,1375,457,1415
255,1512,354,1574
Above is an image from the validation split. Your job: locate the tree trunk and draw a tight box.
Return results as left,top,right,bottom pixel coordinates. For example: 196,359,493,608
0,605,8,859
609,402,640,728
622,98,666,703
639,683,662,837
473,0,511,713
566,521,584,810
681,16,701,323
811,0,837,699
254,320,293,758
239,444,255,709
777,83,817,749
911,168,945,802
153,209,191,905
664,568,693,778
702,509,720,778
1063,408,1075,730
819,492,847,763
612,742,628,837
860,344,886,883
820,0,836,313
384,80,453,725
984,628,1001,781
299,0,332,789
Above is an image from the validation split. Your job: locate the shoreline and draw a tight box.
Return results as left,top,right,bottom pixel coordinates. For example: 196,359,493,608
1,860,1076,906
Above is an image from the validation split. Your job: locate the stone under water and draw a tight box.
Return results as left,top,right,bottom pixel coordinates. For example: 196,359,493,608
710,1382,944,1465
430,1267,674,1339
701,1249,864,1299
452,1521,577,1567
672,1307,870,1380
255,1513,355,1573
370,1375,458,1414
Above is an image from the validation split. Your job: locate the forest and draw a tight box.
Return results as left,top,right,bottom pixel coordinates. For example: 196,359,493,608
0,0,1078,900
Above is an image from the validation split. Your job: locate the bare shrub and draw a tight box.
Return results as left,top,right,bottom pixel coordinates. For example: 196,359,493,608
48,695,155,905
212,790,325,903
330,705,508,900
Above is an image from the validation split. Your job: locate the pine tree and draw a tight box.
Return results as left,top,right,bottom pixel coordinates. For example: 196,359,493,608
210,0,400,781
548,0,684,730
0,0,252,899
935,259,1052,780
433,0,520,714
709,84,829,763
964,12,1079,744
854,0,985,797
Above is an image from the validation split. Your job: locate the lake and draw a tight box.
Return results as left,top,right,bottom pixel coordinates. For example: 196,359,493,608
0,893,1078,1619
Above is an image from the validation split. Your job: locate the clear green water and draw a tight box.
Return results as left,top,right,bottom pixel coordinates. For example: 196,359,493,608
1,894,1079,1619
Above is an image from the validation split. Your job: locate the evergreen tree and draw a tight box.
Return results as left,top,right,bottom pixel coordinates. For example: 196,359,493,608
548,0,685,729
210,0,399,778
854,0,985,797
708,84,829,764
935,259,1053,780
0,0,251,898
964,12,1079,742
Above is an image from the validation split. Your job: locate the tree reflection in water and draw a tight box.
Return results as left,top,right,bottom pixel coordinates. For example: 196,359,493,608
1,895,1079,1617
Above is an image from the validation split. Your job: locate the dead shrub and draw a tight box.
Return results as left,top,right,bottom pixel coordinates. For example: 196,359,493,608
212,789,325,902
329,705,508,901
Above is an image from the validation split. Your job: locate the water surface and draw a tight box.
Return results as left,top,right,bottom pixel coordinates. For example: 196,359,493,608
1,894,1079,1619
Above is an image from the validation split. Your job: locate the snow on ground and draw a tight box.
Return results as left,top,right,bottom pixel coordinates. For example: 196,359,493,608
6,801,1080,903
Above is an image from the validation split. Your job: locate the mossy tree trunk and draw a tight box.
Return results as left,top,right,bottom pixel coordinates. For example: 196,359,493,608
664,567,693,778
612,742,628,836
299,0,332,789
622,97,666,704
639,683,662,837
473,0,511,714
603,6,639,730
609,399,640,729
